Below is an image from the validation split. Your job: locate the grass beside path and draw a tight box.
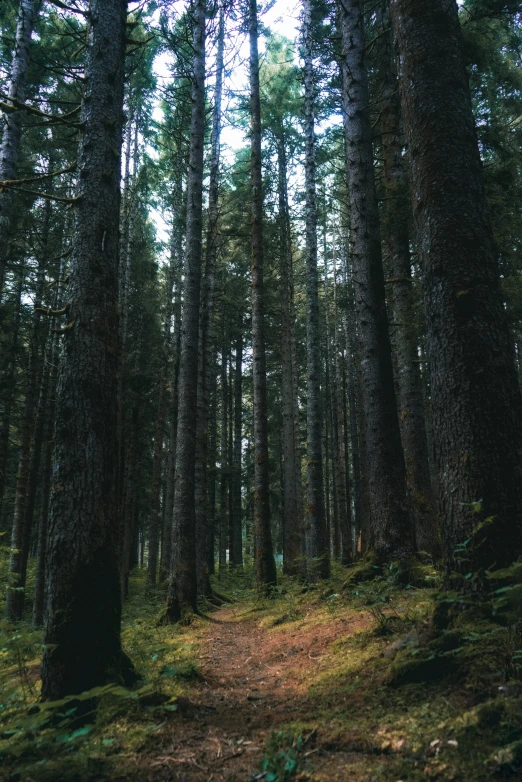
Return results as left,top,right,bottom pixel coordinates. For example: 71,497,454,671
2,561,522,780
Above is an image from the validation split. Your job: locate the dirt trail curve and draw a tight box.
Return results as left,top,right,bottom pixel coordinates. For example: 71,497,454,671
137,605,369,781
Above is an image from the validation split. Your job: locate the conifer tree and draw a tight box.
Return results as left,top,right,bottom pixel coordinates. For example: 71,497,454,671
41,0,131,699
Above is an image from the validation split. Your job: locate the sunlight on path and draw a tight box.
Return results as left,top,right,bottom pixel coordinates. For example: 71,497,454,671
138,603,376,781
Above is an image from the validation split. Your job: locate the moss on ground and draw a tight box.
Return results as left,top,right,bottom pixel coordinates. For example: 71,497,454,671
1,559,522,780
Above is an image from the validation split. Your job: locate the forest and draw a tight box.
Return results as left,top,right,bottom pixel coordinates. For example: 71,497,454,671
1,0,522,779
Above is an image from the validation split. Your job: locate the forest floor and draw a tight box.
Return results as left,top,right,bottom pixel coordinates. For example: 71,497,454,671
2,562,522,781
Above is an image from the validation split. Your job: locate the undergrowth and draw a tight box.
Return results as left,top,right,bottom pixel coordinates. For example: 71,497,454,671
1,550,522,780
0,567,202,781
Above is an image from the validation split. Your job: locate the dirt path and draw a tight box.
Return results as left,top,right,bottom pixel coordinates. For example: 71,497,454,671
138,604,372,781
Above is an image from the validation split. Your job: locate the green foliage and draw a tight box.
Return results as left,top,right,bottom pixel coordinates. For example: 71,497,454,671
252,730,305,782
0,568,201,780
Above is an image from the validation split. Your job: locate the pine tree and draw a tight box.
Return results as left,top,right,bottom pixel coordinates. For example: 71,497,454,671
248,0,277,589
41,0,131,699
337,0,415,561
390,0,522,577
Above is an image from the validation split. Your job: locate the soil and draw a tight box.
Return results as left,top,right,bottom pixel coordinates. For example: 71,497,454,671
135,604,375,781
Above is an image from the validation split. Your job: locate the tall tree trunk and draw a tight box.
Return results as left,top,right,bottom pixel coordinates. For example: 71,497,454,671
324,255,341,559
302,0,329,580
161,231,183,584
0,0,40,299
248,0,277,589
41,0,130,700
148,369,167,586
0,277,23,518
165,0,206,621
195,3,224,596
333,262,352,565
337,0,415,561
230,319,243,567
33,267,62,626
207,360,218,575
120,406,139,600
148,253,175,586
219,338,229,573
390,0,522,576
378,4,439,556
277,138,302,576
5,252,46,621
161,180,184,584
343,270,364,555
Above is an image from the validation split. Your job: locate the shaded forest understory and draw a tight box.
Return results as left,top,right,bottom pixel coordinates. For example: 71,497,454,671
2,562,522,781
3,0,522,778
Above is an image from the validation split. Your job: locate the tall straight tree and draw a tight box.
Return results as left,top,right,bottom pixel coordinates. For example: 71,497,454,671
390,0,522,575
41,0,130,699
337,0,415,561
230,318,243,567
165,0,206,621
302,0,329,579
278,139,302,575
0,0,40,299
248,0,277,589
5,246,47,621
377,3,438,555
195,1,225,597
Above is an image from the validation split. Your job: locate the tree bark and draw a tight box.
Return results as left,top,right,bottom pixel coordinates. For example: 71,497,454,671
5,250,46,621
148,368,167,586
248,0,277,589
333,262,352,565
377,4,439,556
0,277,23,519
33,262,62,625
165,0,206,621
219,336,229,573
277,138,302,576
230,319,243,567
161,223,183,584
0,0,40,299
195,3,224,596
390,0,522,576
41,0,129,700
302,0,329,580
337,0,415,561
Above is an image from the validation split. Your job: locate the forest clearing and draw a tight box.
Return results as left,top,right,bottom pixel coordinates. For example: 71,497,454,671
2,0,522,779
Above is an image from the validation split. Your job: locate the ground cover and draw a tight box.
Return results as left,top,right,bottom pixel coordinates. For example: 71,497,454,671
1,562,522,781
